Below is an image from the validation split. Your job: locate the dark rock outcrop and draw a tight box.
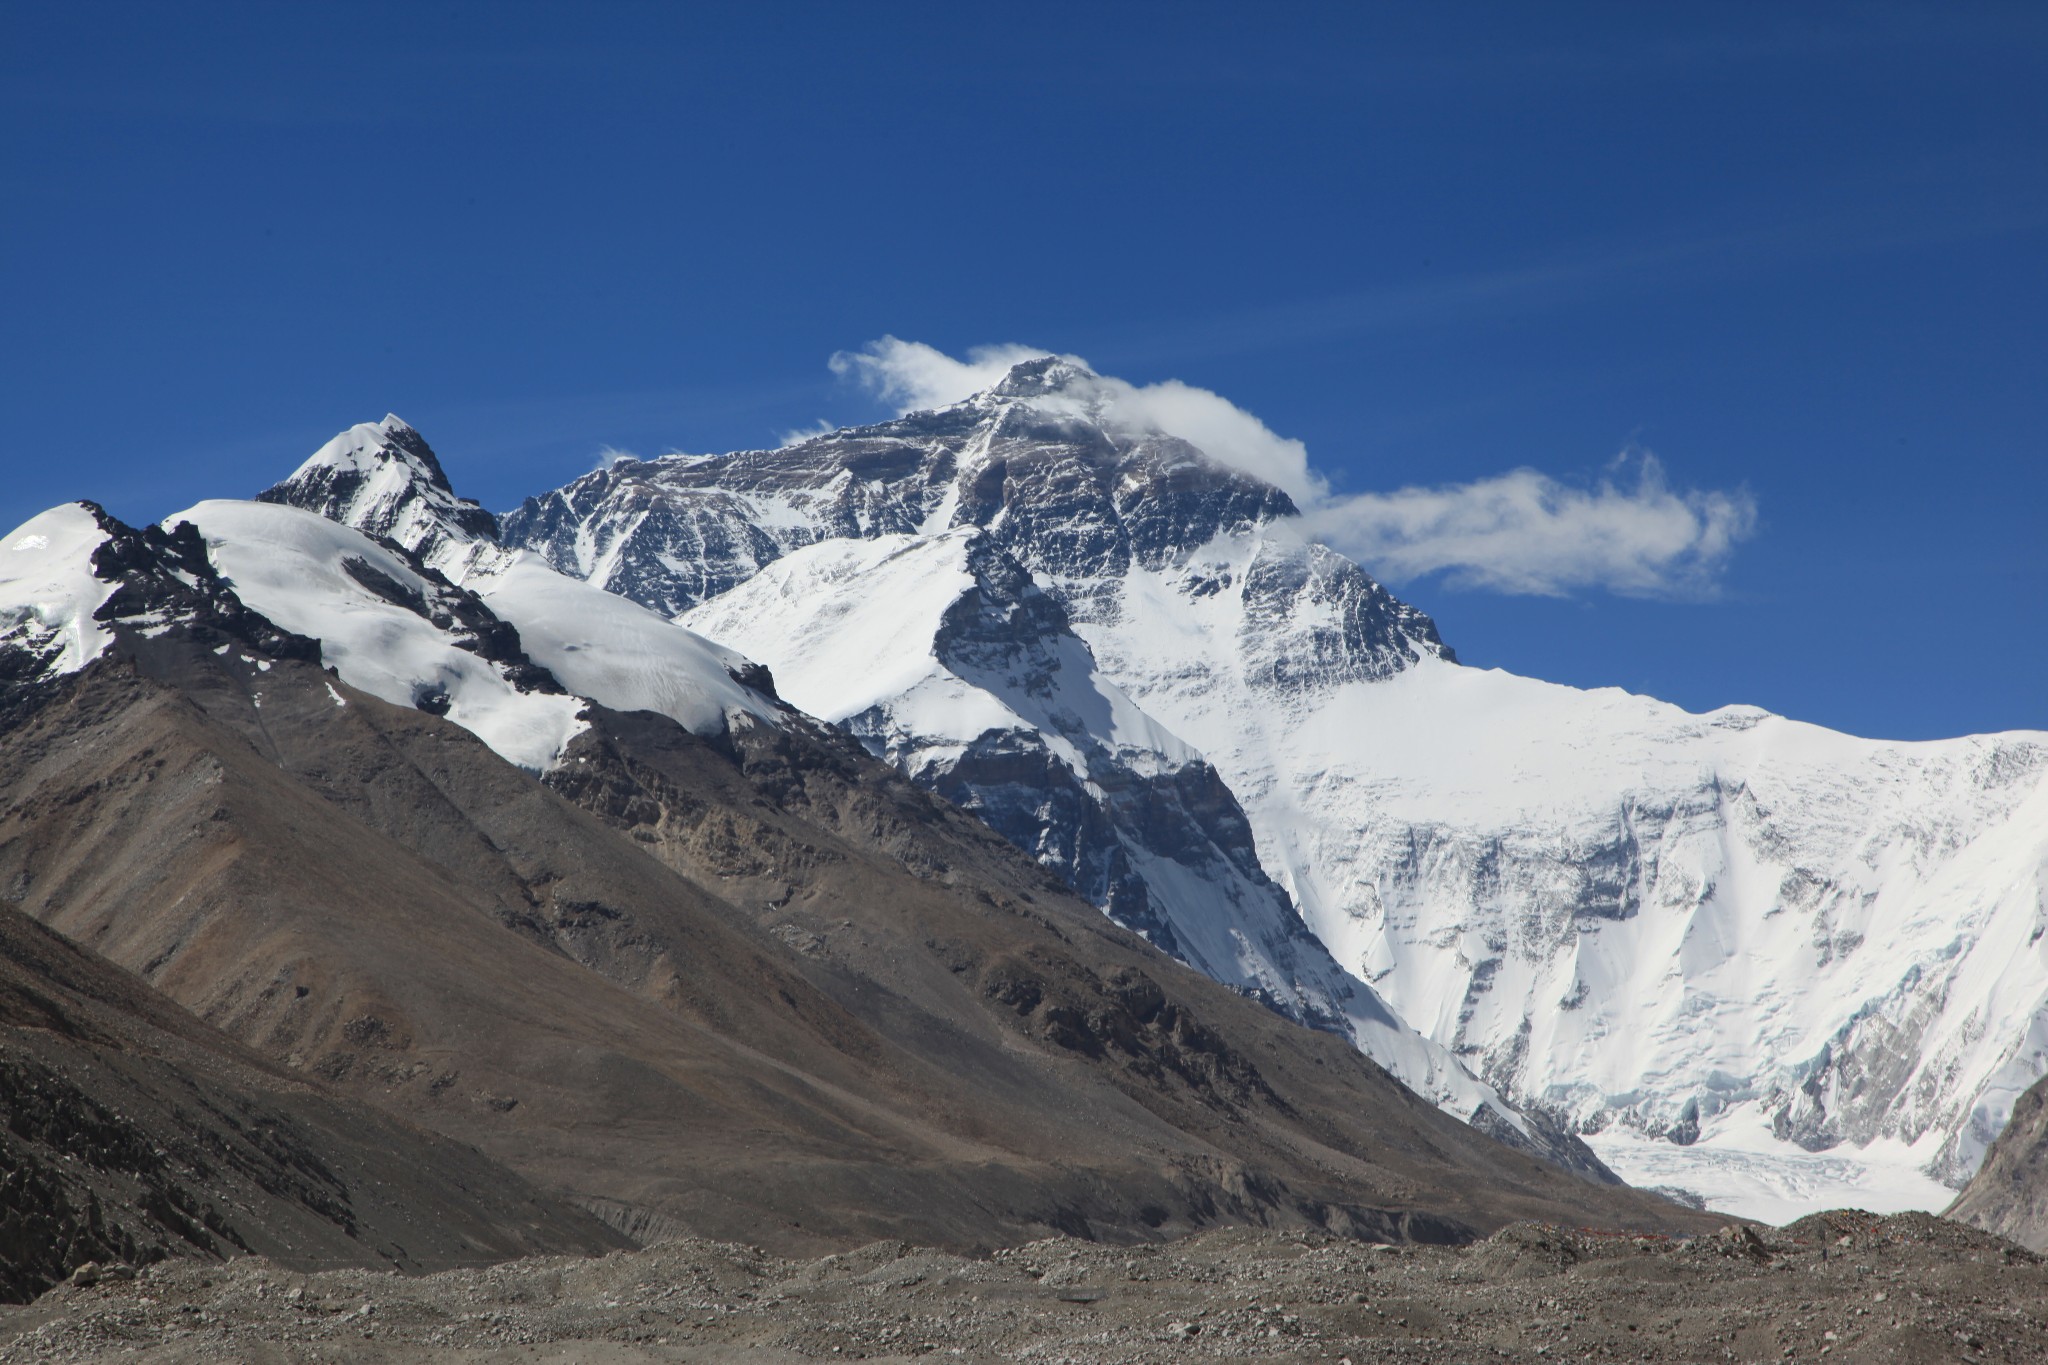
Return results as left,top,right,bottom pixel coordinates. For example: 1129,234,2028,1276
1949,1071,2048,1252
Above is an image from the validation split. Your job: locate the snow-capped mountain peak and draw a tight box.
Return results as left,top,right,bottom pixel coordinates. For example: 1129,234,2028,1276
21,385,2041,1224
498,379,2048,1222
986,354,1099,400
1,503,127,682
250,419,787,748
259,413,499,561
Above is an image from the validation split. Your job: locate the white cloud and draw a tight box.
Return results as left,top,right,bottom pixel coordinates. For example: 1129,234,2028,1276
1305,453,1758,598
830,338,1054,413
777,419,840,448
831,339,1757,597
1090,376,1324,507
593,444,639,471
832,336,1324,505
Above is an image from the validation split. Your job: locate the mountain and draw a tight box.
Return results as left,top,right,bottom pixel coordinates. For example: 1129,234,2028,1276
496,356,2048,1219
0,497,1706,1267
261,413,1592,1174
0,868,627,1303
1949,1071,2048,1252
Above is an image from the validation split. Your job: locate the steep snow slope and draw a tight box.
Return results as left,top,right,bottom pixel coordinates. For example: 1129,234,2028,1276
502,356,2048,1218
471,554,774,734
173,500,587,771
683,528,1528,1138
1,503,124,680
1082,539,2048,1213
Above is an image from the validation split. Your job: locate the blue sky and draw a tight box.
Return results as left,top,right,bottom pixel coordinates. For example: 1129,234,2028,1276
3,2,2042,740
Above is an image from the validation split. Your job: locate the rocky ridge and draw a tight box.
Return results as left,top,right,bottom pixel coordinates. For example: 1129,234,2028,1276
1949,1070,2048,1252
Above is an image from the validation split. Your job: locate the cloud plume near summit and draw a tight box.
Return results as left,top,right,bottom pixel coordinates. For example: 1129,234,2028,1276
833,337,1758,598
1304,455,1757,598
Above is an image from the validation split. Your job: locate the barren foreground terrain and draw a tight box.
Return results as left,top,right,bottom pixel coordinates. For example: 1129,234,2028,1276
3,1211,2042,1364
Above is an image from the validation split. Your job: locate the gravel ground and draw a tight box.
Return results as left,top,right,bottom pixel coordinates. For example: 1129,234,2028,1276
2,1211,2042,1363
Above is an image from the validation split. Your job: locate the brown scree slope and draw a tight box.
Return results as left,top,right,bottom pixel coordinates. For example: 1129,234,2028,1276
0,893,629,1302
0,615,1716,1259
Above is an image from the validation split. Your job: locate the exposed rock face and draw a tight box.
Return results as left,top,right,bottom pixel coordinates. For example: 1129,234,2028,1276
498,361,1443,681
1950,1071,2048,1252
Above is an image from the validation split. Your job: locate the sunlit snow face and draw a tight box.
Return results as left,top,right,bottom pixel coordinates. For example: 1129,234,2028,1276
0,503,120,677
170,500,590,774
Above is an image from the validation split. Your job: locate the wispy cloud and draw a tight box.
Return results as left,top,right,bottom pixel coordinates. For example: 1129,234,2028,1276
835,339,1757,598
776,419,842,448
1092,179,2048,376
1305,453,1757,599
830,339,1055,413
834,336,1324,505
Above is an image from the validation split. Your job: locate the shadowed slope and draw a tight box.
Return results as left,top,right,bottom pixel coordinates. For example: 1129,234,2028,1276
1950,1072,2048,1252
0,501,1714,1256
0,638,1708,1253
0,899,629,1303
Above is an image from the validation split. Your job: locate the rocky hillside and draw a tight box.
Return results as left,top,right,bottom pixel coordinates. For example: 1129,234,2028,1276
0,900,627,1303
1950,1072,2048,1252
0,498,1706,1272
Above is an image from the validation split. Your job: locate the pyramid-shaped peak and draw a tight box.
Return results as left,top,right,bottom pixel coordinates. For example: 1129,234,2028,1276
276,415,453,492
989,354,1100,400
258,416,497,554
364,415,450,488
